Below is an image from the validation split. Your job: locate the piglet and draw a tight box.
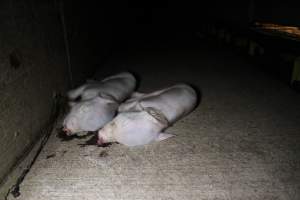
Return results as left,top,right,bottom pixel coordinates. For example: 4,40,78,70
97,84,198,146
62,72,136,135
67,72,136,105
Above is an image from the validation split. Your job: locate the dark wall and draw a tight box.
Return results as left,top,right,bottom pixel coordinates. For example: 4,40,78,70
254,1,300,26
0,0,69,188
62,1,119,84
201,1,251,25
62,0,173,69
173,1,300,28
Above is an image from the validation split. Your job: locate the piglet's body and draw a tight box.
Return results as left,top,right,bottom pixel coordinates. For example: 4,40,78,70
98,84,197,146
63,72,136,135
67,72,136,103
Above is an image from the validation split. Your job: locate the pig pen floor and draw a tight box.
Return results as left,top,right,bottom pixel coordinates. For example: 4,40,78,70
10,33,300,200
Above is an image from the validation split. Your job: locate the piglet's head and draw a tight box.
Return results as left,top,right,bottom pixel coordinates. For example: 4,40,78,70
98,109,166,146
62,127,72,136
62,110,81,135
63,96,118,135
97,121,117,145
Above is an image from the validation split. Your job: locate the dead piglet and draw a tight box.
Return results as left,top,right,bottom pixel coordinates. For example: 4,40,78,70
63,95,118,135
62,72,136,135
67,72,136,105
98,84,198,146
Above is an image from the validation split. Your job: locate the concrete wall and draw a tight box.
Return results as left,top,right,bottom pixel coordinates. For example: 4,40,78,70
0,0,69,185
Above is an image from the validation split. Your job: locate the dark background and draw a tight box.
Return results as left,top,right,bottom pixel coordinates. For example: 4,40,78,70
63,0,300,83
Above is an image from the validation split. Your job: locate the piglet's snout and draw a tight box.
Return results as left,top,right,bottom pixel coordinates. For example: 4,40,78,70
97,137,104,145
62,127,72,135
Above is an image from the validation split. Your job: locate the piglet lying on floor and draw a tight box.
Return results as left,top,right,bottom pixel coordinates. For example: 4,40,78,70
97,84,198,146
67,72,136,104
62,72,136,135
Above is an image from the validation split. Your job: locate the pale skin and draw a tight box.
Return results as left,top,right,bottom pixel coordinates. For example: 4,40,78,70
63,72,136,135
98,84,197,146
63,96,118,135
67,72,136,103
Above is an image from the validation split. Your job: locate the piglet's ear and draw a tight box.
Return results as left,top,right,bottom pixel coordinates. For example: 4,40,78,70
156,133,175,141
98,93,118,104
130,92,145,98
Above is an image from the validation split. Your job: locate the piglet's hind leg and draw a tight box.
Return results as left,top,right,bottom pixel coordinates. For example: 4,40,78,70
155,133,175,141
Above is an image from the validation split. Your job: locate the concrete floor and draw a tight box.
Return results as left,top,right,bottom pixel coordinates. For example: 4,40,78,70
9,33,300,200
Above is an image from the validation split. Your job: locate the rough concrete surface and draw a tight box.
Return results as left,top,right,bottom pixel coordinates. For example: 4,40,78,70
8,34,300,200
